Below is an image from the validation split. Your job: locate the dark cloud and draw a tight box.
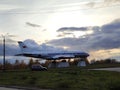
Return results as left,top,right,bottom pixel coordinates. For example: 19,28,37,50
0,18,120,56
92,26,101,31
57,26,100,32
57,32,74,37
48,18,120,51
58,27,88,32
101,19,120,33
0,38,20,56
0,43,20,56
26,22,41,27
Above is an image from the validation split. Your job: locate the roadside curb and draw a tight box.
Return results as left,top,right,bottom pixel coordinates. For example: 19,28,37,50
89,67,120,72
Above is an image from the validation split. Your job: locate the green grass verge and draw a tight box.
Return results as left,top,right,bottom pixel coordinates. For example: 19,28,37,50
0,67,120,90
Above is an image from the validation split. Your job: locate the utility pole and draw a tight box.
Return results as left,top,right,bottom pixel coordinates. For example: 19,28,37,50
2,36,5,71
1,33,16,72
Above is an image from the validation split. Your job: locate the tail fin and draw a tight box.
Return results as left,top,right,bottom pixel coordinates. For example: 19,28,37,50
18,41,30,53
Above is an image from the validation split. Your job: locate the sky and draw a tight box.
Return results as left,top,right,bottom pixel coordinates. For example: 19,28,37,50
0,0,120,62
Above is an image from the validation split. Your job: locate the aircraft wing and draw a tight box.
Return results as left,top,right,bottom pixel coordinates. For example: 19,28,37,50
16,52,89,60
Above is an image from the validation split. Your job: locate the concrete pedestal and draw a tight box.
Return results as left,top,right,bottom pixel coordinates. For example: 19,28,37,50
58,62,70,68
77,61,86,67
48,62,70,68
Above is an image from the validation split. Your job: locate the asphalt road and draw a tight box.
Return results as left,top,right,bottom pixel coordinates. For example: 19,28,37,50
0,87,22,90
0,86,51,90
91,67,120,72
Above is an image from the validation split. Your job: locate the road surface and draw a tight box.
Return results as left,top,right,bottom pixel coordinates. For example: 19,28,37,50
0,87,21,90
91,67,120,72
0,86,51,90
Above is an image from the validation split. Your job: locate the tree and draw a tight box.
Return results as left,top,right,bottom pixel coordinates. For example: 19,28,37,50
42,60,51,67
14,59,20,69
5,60,13,70
19,60,27,69
0,63,2,70
28,58,34,67
34,59,40,64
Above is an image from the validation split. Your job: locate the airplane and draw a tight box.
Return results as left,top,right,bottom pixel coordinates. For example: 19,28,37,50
16,41,89,60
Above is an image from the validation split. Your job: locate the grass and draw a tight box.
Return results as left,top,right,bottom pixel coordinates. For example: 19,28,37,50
0,66,120,90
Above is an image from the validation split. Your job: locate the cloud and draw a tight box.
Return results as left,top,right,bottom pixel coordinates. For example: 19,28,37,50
23,39,64,52
48,18,120,52
58,27,88,32
86,2,95,8
57,26,99,38
0,39,66,56
24,39,39,48
101,18,120,33
0,43,20,56
57,26,100,32
57,32,75,37
104,0,120,4
26,22,41,27
57,34,65,37
0,38,20,56
84,0,120,9
1,17,117,56
0,16,119,60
